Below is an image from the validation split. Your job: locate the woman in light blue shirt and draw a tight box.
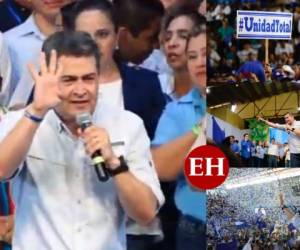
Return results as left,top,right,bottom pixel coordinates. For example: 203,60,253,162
152,20,206,250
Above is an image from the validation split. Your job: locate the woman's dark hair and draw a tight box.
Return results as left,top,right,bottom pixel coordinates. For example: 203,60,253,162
62,0,117,31
42,31,101,73
189,22,206,38
113,0,164,37
162,4,206,32
186,20,206,50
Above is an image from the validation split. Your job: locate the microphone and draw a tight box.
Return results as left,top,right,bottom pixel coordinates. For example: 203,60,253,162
76,113,110,182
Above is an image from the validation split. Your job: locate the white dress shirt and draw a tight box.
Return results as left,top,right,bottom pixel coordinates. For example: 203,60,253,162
98,79,124,109
140,49,172,75
256,145,265,159
285,145,291,161
4,15,45,108
0,105,164,250
0,32,11,106
277,121,300,154
268,143,279,156
97,80,163,238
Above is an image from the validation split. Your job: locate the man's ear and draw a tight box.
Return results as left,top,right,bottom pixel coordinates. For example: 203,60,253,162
117,27,130,48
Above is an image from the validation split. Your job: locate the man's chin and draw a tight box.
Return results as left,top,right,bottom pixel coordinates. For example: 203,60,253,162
72,107,92,116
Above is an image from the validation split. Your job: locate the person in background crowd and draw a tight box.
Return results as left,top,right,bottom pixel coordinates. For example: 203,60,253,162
220,136,243,167
240,133,252,167
267,138,279,168
160,0,202,10
279,193,300,231
4,0,72,108
198,0,205,15
0,32,11,106
258,113,300,167
263,141,269,167
152,20,206,250
160,5,205,101
278,144,285,167
142,0,205,86
139,0,177,76
151,8,206,249
65,0,166,141
256,141,265,167
61,1,166,249
113,0,164,66
236,53,266,83
284,143,291,167
230,136,240,155
250,141,257,167
0,31,164,250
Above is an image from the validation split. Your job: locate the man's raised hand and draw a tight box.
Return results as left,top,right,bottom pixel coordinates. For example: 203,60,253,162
28,50,63,115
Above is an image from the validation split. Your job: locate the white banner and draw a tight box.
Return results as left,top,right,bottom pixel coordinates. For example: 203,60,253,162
237,10,293,40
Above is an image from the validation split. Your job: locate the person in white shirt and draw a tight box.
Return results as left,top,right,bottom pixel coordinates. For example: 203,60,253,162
279,193,300,231
284,143,291,167
256,141,265,167
0,31,164,250
258,112,300,167
267,138,279,167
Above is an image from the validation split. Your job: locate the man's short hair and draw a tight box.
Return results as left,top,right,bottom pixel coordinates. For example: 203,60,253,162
284,112,294,117
42,31,100,73
113,0,164,37
243,133,249,137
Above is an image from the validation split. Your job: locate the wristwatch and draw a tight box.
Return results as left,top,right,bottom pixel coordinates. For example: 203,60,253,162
107,156,129,177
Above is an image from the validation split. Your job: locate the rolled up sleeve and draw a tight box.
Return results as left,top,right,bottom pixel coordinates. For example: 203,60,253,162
125,112,165,210
151,102,183,147
0,109,26,181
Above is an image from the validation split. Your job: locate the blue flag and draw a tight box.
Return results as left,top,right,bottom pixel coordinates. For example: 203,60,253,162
212,116,225,144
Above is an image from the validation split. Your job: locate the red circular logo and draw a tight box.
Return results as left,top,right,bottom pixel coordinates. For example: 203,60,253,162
184,145,229,190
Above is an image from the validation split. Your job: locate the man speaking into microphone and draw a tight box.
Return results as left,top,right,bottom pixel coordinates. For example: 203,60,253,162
0,31,164,250
258,112,300,167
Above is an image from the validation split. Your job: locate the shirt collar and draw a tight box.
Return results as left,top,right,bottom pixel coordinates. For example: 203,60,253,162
178,88,204,107
155,73,176,100
46,110,76,138
47,108,105,138
17,15,46,40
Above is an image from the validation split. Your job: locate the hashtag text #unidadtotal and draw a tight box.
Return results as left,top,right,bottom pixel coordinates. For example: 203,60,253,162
239,17,292,33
